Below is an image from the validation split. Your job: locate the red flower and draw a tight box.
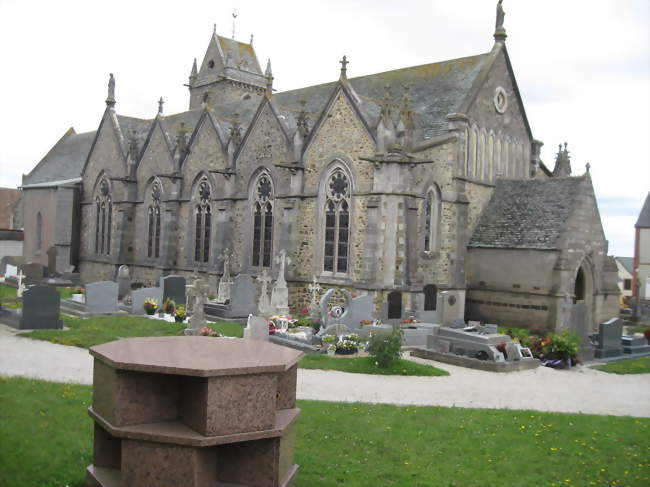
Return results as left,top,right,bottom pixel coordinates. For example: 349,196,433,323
299,307,309,316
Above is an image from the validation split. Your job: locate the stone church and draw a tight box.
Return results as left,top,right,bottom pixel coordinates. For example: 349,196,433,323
21,3,619,331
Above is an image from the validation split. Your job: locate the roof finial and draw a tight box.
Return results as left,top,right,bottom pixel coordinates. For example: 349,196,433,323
213,23,217,35
339,55,349,80
265,59,274,97
158,97,164,115
106,73,116,108
231,9,238,39
585,162,591,174
250,33,254,45
189,58,198,85
494,0,507,43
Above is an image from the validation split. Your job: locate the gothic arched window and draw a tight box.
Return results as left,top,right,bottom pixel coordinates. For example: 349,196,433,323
252,172,274,267
323,168,351,274
194,179,211,263
95,178,112,255
147,181,162,258
424,186,441,253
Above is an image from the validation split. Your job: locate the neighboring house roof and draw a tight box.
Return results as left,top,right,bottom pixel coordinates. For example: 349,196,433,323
0,187,21,229
635,192,650,228
23,129,96,186
616,256,634,275
469,177,585,249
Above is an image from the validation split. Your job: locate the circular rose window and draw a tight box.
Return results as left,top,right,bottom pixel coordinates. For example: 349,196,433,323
494,86,508,114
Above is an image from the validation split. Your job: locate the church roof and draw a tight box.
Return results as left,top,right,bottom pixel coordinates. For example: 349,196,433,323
469,177,585,250
273,53,490,141
635,192,650,228
23,129,96,186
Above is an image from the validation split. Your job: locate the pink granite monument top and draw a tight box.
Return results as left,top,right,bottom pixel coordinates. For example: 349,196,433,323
90,336,303,377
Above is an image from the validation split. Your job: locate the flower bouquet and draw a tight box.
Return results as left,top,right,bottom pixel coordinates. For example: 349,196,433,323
163,298,176,315
174,305,187,323
143,298,158,315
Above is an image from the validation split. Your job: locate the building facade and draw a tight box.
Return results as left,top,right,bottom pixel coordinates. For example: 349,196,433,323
24,4,619,330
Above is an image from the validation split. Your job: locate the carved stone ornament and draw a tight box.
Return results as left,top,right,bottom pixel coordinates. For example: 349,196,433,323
328,170,348,200
198,180,211,202
494,86,508,114
256,174,272,201
151,181,161,201
100,179,110,196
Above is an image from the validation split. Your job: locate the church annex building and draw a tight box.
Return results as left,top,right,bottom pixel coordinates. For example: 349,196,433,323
20,4,619,331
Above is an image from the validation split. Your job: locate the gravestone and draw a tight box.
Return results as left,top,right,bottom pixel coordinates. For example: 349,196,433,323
16,271,26,298
85,281,119,313
256,270,273,316
270,249,291,316
593,317,624,359
22,262,44,285
216,248,232,304
46,246,58,276
319,288,373,330
244,314,270,341
1,255,23,275
307,276,321,319
229,274,257,316
387,291,402,320
437,290,465,326
567,302,594,361
117,265,131,300
185,278,209,335
61,271,81,286
5,264,17,277
131,287,163,315
161,275,186,306
19,285,63,329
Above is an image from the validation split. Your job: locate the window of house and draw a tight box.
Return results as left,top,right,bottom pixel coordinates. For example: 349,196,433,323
147,181,162,258
194,179,212,263
95,178,112,255
323,168,350,274
252,173,273,267
624,279,632,291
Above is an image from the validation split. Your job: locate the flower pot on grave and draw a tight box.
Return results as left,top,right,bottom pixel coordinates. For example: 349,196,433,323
335,347,358,356
145,308,156,316
175,316,185,323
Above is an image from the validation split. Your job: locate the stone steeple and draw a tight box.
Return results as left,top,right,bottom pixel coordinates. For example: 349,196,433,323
552,142,572,177
187,27,267,109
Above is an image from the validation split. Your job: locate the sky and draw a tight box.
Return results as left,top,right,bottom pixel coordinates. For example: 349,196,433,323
0,0,648,257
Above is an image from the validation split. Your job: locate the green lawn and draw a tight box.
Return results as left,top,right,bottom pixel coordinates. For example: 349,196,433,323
0,284,79,309
592,356,650,375
1,377,648,487
19,315,243,348
299,354,448,376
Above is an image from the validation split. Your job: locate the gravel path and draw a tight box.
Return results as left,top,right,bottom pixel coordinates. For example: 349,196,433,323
2,325,649,418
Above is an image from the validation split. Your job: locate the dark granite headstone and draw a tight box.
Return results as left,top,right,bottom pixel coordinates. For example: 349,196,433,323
593,317,624,359
46,246,58,277
85,281,119,313
229,274,256,316
387,291,402,320
22,262,44,285
161,275,186,306
61,272,81,286
19,285,63,330
568,302,594,361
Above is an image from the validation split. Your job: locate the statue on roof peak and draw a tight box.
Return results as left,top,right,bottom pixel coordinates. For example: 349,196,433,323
494,0,507,43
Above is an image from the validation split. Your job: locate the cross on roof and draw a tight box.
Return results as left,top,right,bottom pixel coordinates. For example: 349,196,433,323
339,55,349,78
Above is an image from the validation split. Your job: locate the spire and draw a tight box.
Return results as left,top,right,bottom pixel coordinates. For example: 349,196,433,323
106,73,116,108
189,58,198,85
494,0,507,43
231,9,238,39
265,59,273,97
339,55,349,80
552,142,572,177
158,97,164,115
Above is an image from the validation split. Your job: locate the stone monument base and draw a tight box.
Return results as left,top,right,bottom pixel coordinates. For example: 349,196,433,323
410,348,540,373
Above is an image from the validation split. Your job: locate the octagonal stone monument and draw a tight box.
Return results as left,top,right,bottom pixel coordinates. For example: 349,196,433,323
86,336,303,487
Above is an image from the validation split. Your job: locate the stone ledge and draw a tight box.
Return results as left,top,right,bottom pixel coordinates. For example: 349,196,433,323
410,348,540,373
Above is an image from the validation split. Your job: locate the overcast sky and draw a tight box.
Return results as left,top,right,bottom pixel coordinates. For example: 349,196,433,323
0,0,648,257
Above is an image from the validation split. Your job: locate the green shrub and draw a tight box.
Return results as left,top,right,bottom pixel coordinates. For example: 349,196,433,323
540,330,580,361
368,325,403,368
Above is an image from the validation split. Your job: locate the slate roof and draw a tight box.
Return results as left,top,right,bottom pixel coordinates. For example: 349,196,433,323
469,177,584,250
23,130,96,185
635,192,650,228
616,257,634,275
218,36,263,76
273,53,489,141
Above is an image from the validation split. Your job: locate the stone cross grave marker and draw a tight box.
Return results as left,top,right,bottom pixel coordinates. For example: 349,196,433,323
256,270,273,316
185,278,210,335
307,275,321,318
16,271,26,298
216,248,233,304
19,285,63,330
270,249,291,316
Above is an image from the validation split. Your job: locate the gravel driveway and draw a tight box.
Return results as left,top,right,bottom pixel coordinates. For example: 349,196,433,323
2,324,649,417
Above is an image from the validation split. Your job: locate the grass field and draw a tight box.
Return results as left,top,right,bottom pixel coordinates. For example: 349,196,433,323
299,354,448,376
1,377,648,487
592,356,650,375
0,283,80,309
19,315,244,348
